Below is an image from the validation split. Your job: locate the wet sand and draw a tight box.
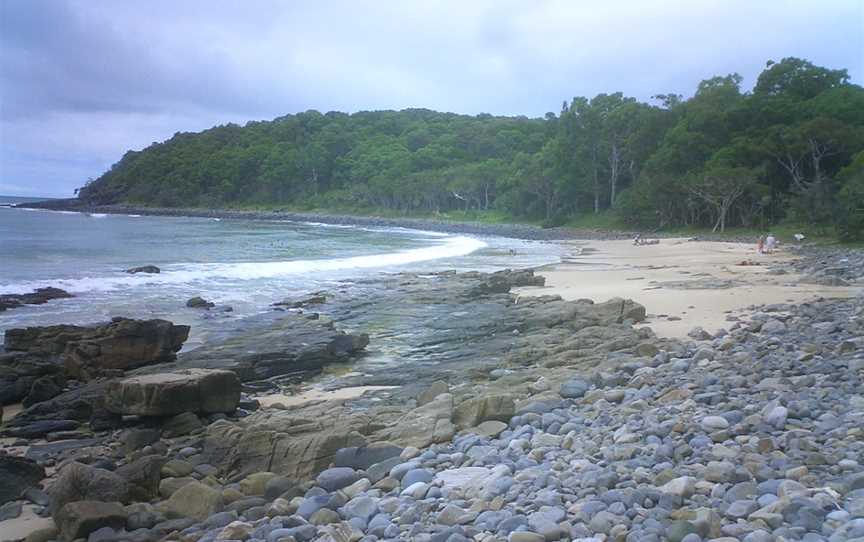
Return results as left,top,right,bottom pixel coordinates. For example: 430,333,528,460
516,238,859,339
254,385,398,408
0,505,53,542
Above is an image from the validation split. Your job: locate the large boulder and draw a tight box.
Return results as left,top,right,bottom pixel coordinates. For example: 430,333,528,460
22,374,65,407
54,501,127,542
0,454,46,505
417,381,450,406
116,455,166,501
186,296,214,309
203,414,368,481
49,462,129,519
160,481,223,521
0,351,63,405
465,269,545,297
588,297,647,324
56,501,127,542
374,393,455,449
104,369,241,416
4,317,190,380
451,394,516,430
4,382,112,435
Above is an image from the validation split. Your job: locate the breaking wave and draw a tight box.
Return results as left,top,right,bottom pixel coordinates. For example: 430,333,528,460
0,235,486,294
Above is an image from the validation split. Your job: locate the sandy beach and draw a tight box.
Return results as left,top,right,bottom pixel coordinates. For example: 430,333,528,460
517,238,860,339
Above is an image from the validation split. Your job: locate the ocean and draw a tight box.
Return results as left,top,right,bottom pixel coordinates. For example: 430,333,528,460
0,198,563,351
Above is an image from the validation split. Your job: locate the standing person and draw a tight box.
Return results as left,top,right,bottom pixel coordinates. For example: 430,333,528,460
757,235,765,254
765,233,777,254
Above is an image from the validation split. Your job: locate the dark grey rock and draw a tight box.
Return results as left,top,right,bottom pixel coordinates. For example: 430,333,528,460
0,453,45,505
315,467,358,492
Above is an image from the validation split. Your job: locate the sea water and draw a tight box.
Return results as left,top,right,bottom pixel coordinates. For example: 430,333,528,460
0,200,563,349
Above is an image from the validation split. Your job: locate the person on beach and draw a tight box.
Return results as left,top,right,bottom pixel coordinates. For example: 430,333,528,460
765,233,777,254
757,235,765,254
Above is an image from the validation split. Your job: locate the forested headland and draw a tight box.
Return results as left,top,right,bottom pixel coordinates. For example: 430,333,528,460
78,58,864,240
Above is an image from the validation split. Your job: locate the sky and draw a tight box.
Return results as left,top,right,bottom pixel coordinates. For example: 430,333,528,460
1,1,862,198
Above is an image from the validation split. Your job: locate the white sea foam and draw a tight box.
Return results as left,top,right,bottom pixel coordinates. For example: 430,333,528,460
299,221,448,237
0,235,487,295
18,208,84,216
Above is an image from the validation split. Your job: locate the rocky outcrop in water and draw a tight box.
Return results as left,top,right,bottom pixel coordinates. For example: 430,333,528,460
4,317,190,381
186,296,215,309
272,293,327,309
125,265,160,274
143,312,369,382
0,287,73,312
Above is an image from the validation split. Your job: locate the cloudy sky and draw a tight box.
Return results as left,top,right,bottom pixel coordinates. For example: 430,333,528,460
1,1,862,197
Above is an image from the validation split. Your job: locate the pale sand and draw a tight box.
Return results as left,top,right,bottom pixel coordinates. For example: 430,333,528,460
4,402,23,420
0,505,53,542
516,238,859,339
255,385,397,408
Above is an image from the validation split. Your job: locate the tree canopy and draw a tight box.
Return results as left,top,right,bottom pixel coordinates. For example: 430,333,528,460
79,57,864,239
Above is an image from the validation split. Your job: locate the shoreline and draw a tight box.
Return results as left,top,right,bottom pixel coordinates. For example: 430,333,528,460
16,198,766,243
14,200,613,241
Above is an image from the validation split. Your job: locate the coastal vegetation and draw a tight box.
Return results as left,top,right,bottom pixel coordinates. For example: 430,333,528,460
78,58,864,240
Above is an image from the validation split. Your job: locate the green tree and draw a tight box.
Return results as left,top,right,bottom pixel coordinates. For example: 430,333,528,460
755,57,850,100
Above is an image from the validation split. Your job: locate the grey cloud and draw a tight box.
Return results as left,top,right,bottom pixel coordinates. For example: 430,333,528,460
1,0,862,196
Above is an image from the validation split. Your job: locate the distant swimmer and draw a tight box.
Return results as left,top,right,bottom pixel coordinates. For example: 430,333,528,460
508,248,517,256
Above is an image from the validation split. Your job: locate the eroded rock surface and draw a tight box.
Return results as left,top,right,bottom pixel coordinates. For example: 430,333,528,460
4,317,189,380
145,313,369,381
105,369,241,416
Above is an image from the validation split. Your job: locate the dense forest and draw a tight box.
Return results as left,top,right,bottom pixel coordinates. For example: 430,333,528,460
79,58,864,240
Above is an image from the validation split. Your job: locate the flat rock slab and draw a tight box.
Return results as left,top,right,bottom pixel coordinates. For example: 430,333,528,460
105,369,241,416
26,439,103,462
138,312,369,382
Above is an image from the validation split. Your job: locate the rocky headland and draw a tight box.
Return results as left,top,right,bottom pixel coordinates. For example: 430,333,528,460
0,252,862,542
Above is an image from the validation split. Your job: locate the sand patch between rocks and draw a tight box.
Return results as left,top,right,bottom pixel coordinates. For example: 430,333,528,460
255,385,397,408
0,504,53,542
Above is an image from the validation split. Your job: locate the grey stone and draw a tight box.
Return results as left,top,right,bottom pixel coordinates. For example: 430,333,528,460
316,467,359,492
